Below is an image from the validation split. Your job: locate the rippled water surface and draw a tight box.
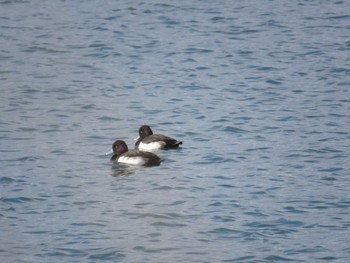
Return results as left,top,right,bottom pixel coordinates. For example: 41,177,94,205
1,0,350,262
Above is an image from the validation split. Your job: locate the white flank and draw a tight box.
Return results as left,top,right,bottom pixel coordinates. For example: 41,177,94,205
118,156,147,166
139,141,165,151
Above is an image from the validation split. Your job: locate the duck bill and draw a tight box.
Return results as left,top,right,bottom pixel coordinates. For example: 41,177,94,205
105,149,114,156
133,136,140,141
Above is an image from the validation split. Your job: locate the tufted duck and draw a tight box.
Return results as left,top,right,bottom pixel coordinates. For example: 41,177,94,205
109,140,162,166
135,125,182,151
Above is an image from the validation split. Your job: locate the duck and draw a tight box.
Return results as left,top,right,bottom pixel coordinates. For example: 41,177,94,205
109,140,162,166
135,125,183,151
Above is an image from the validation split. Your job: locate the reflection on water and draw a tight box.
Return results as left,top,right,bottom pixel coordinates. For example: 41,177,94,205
111,165,137,177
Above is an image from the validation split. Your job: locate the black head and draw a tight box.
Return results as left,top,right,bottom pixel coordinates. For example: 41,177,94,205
112,140,129,156
138,125,153,139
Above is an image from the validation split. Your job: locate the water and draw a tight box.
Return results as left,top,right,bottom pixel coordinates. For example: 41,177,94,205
1,0,350,262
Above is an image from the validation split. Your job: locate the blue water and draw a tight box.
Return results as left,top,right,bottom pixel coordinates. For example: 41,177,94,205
1,0,350,262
